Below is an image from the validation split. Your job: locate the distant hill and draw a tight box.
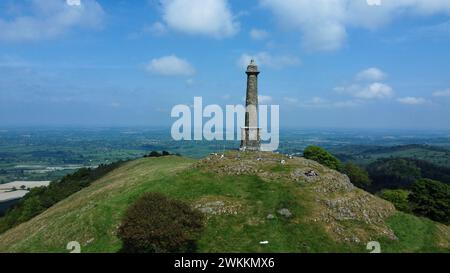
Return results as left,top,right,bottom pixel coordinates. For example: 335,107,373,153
367,157,450,192
0,153,448,253
334,144,450,167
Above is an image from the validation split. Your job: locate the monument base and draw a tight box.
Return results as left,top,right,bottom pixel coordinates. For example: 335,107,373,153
240,127,261,151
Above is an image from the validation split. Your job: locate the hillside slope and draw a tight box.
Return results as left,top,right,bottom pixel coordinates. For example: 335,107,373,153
0,152,448,253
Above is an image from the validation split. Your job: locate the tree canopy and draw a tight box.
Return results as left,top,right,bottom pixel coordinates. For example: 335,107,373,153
303,146,342,171
409,179,450,224
342,162,371,189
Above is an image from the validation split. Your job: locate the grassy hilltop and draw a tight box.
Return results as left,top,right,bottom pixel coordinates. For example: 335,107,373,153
0,152,448,253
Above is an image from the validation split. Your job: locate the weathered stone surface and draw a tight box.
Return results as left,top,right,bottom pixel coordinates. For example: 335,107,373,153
196,150,398,243
193,197,242,218
241,59,261,151
277,208,293,218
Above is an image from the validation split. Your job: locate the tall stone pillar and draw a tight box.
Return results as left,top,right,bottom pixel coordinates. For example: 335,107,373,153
240,60,261,151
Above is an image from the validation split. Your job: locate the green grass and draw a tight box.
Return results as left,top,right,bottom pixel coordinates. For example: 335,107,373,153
381,213,450,253
0,156,448,253
155,170,354,253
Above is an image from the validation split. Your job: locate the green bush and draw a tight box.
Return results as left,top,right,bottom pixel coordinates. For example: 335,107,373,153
145,151,162,158
378,189,411,213
342,162,371,189
118,193,204,253
409,179,450,224
303,146,342,171
144,151,173,158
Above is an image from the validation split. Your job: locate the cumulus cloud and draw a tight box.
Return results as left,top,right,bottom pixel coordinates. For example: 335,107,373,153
260,0,450,50
355,83,394,99
433,89,450,97
237,52,300,69
397,97,427,105
159,0,238,38
356,67,387,81
250,28,269,40
335,68,393,99
336,82,394,99
146,55,195,76
0,0,105,42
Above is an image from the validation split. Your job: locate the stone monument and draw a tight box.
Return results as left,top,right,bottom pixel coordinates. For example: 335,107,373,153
240,60,261,151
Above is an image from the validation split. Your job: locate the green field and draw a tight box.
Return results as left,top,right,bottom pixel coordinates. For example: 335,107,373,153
332,145,450,167
0,154,448,253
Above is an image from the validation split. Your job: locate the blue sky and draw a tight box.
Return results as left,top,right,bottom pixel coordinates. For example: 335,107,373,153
0,0,449,129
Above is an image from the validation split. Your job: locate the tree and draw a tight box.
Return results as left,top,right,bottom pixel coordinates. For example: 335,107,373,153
367,158,422,192
303,146,342,171
342,162,371,189
118,193,204,253
378,189,411,213
0,161,124,235
145,151,162,158
409,179,450,224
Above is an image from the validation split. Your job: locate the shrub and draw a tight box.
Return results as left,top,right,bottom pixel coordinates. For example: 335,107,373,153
145,151,162,158
303,146,342,171
118,193,204,253
144,151,173,158
378,189,411,213
409,179,450,224
342,162,372,189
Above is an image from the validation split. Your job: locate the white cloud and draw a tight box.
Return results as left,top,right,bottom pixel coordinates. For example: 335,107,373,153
160,0,238,38
146,55,195,76
260,0,450,51
335,82,394,100
0,0,105,42
67,0,81,6
238,52,300,69
433,89,450,97
356,67,387,81
397,97,427,105
335,68,393,100
259,95,273,104
250,28,269,40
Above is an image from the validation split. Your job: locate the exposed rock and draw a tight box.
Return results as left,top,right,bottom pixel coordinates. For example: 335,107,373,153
195,151,398,243
266,214,275,220
305,170,318,177
194,198,241,217
278,208,292,218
